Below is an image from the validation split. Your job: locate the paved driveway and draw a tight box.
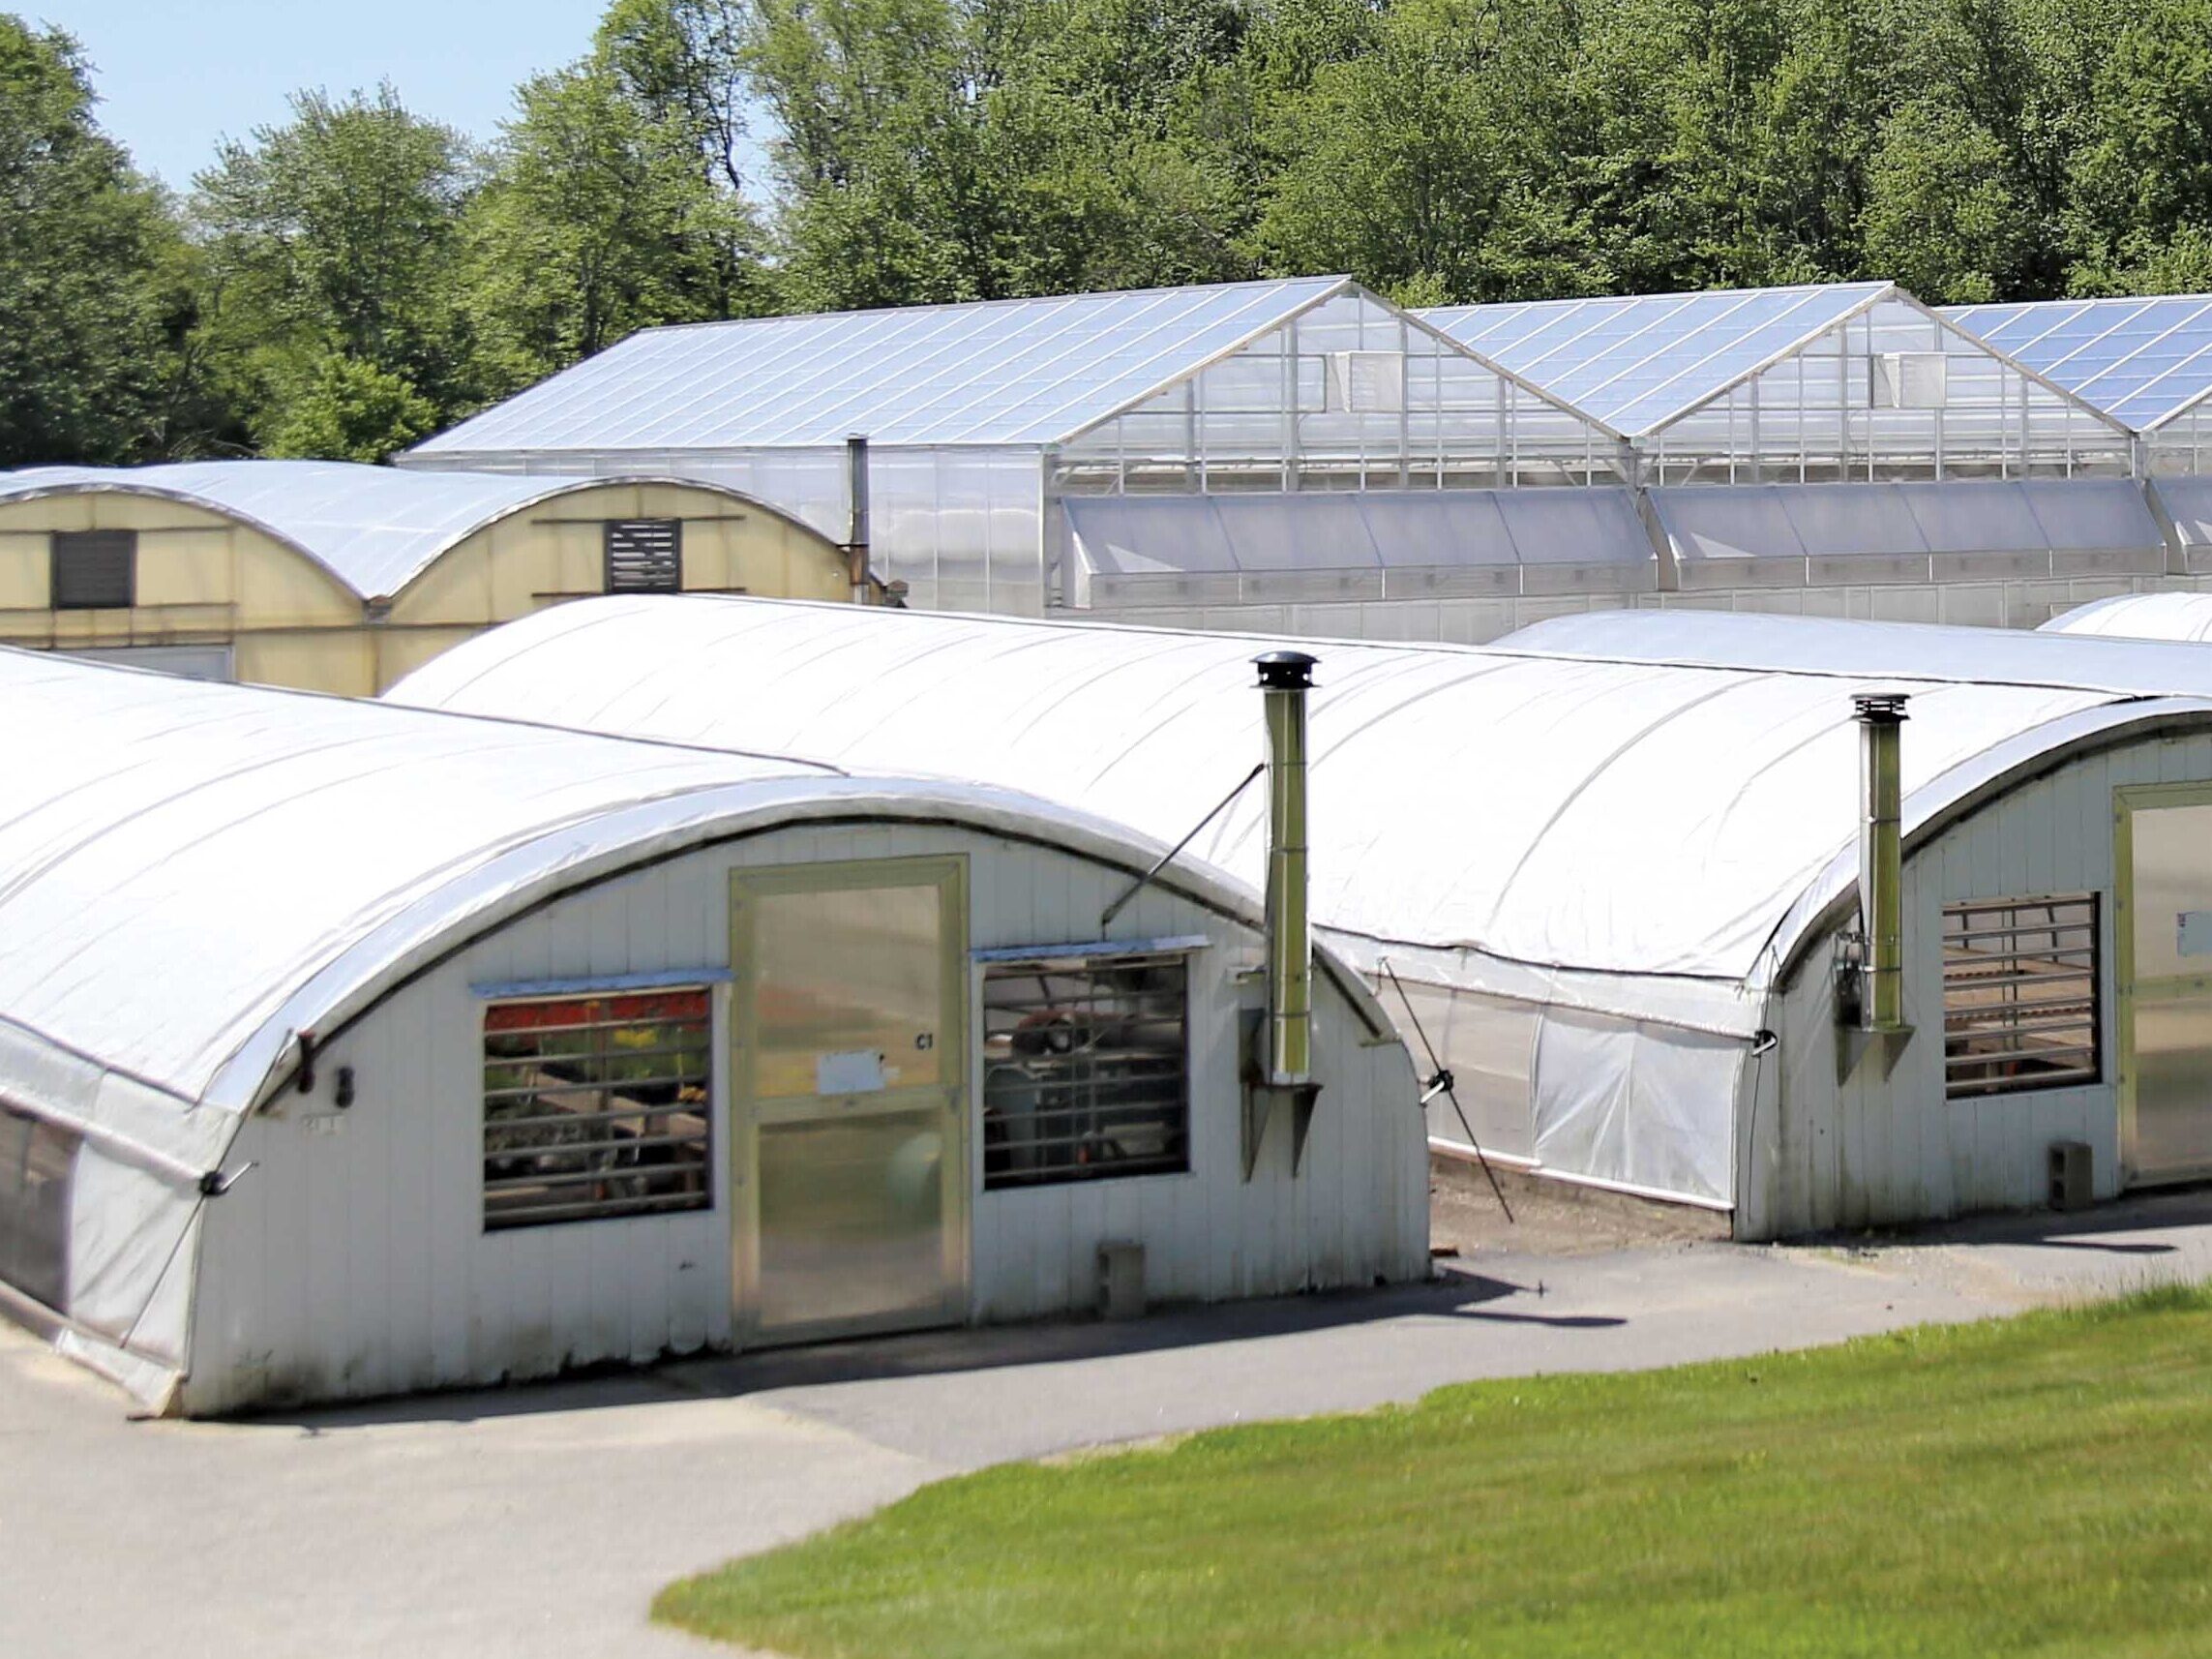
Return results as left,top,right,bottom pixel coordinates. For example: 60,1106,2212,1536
7,1188,2212,1659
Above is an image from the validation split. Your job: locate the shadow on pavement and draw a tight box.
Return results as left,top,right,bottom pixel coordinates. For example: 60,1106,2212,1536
1794,1181,2212,1257
266,1265,1624,1433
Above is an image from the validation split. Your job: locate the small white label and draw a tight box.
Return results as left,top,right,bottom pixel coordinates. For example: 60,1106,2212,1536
2180,911,2212,958
816,1049,886,1095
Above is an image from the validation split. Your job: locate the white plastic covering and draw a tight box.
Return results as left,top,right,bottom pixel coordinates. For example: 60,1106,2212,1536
2043,591,2212,643
0,646,1298,1399
1504,607,2212,698
1061,489,1656,608
0,460,778,602
388,595,2212,1203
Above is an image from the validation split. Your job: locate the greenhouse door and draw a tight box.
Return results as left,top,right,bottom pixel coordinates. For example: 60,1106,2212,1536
730,858,970,1344
2119,786,2212,1185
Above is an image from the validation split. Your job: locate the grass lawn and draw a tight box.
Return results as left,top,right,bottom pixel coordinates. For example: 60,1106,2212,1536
656,1284,2212,1658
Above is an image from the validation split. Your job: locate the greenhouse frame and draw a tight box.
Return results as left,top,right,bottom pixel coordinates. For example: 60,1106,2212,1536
1947,296,2212,471
1421,282,2135,485
391,594,2212,1237
402,277,1627,615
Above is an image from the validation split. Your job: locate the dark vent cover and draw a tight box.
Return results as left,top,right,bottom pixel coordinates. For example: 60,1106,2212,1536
604,519,683,594
50,529,136,610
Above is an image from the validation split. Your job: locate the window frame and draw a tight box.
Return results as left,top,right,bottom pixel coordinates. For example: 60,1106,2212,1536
1940,894,2101,1100
49,528,137,611
978,944,1197,1192
602,518,684,595
479,982,717,1232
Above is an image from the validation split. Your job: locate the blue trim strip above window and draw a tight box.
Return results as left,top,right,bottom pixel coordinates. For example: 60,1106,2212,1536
971,935,1211,964
471,967,733,1000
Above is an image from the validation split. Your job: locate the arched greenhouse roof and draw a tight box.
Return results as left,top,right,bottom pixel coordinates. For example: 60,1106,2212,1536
386,595,2212,1038
0,460,810,604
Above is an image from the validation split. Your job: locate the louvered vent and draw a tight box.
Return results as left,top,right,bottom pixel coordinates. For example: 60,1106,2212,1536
603,519,683,593
50,529,136,610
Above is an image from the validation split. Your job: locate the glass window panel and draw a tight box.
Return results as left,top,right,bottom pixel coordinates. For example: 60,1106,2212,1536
1942,897,2100,1098
982,953,1190,1189
482,988,714,1229
751,883,944,1098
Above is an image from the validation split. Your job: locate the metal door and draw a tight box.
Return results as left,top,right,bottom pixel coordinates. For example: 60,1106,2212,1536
2118,786,2212,1184
731,857,969,1344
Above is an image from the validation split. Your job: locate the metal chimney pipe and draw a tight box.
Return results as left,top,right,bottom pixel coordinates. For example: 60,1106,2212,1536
1854,690,1910,1033
844,434,872,604
1256,650,1317,1085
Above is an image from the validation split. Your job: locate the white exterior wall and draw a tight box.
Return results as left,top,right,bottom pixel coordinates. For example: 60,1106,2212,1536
183,823,1424,1414
1741,730,2212,1240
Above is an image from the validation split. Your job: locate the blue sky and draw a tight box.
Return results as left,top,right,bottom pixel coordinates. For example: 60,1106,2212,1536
30,1,613,186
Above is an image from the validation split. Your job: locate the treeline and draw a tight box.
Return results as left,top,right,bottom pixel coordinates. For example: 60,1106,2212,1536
7,0,2212,468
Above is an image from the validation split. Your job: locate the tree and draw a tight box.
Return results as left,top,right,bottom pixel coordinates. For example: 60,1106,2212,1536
1253,0,1599,300
191,84,475,458
1861,101,2030,302
2064,0,2212,292
0,18,194,463
463,3,775,397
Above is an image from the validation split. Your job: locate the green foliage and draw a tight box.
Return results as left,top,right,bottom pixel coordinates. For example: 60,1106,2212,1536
12,0,2212,467
0,19,193,464
258,351,438,462
658,1284,2212,1658
189,84,477,458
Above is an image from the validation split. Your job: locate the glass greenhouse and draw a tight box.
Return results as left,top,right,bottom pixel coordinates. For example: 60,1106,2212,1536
1947,296,2212,471
405,277,1618,615
1422,283,2133,484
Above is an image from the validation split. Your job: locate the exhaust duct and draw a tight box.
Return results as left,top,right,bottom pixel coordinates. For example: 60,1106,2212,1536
844,434,873,604
1256,650,1316,1085
1853,690,1910,1033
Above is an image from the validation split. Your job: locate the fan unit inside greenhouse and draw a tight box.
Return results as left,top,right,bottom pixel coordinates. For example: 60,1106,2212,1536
1327,350,1406,413
1870,351,1949,409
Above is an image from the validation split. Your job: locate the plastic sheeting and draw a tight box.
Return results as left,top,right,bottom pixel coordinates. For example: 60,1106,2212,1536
388,595,2212,1202
0,461,772,602
0,647,1290,1397
1503,607,2212,699
2044,591,2212,643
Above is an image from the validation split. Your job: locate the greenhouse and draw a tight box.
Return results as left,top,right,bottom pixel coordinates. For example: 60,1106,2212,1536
0,648,1423,1415
392,594,2212,1235
1948,296,2212,470
1421,282,2133,485
401,277,1623,615
2044,589,2212,642
0,460,851,693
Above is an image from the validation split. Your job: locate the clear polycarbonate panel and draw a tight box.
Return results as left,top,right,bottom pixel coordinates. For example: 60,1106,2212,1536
1428,289,2133,480
1060,487,1654,608
1651,481,2162,578
1423,285,1887,434
1054,288,1621,491
413,278,1351,454
1951,296,2212,432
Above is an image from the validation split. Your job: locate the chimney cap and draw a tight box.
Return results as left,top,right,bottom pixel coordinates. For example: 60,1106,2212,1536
1851,688,1911,722
1254,649,1318,691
